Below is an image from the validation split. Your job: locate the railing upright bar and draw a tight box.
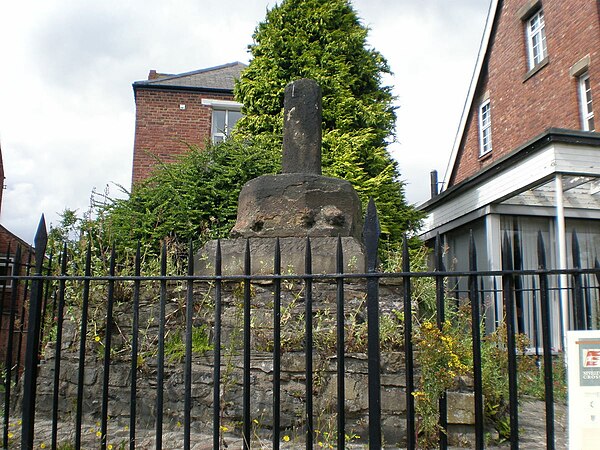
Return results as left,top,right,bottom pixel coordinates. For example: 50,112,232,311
243,239,251,450
468,231,484,450
3,245,21,450
336,236,346,450
571,231,584,330
583,277,592,330
512,231,525,334
15,251,33,384
75,242,93,449
21,216,48,450
213,241,223,449
501,233,519,450
100,246,117,450
434,234,448,450
531,279,541,366
595,259,600,330
493,277,500,328
130,244,141,450
364,198,381,449
50,252,61,334
155,243,167,450
39,251,54,354
537,232,555,450
51,244,68,450
402,236,415,450
273,238,281,450
304,237,314,450
184,241,195,450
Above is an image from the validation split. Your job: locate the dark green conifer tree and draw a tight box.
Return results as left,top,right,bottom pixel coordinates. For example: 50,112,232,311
235,0,422,241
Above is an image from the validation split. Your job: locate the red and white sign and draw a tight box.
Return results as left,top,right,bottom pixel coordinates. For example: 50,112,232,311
584,350,600,367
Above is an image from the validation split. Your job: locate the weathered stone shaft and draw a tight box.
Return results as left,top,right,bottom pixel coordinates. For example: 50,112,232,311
282,78,322,175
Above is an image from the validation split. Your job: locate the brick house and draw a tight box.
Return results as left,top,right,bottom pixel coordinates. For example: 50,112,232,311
131,62,246,186
419,0,600,346
0,143,34,366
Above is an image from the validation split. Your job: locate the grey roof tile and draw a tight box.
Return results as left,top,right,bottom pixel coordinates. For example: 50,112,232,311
135,62,247,91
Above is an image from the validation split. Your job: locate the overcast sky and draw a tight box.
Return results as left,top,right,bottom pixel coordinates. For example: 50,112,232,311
0,0,491,244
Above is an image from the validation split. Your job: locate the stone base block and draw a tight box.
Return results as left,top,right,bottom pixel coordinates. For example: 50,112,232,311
231,173,363,240
195,236,365,275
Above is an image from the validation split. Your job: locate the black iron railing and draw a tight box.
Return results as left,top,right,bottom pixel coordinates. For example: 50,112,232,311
1,205,598,449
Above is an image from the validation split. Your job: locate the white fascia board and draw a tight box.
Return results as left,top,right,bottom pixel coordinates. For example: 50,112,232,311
442,0,500,190
421,205,493,241
425,143,556,234
553,143,600,176
201,99,243,108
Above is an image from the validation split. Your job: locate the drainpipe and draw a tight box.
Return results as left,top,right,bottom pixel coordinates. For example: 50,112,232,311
555,174,569,353
430,170,439,198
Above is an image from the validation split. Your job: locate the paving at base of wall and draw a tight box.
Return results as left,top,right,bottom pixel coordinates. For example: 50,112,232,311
2,400,567,449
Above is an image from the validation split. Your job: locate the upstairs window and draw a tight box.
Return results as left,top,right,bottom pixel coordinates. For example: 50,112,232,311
579,73,595,131
526,10,547,69
211,108,242,143
479,100,492,156
201,99,243,143
0,256,14,289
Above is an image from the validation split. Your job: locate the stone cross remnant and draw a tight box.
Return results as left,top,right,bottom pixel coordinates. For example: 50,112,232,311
230,78,362,241
282,78,322,175
198,78,366,275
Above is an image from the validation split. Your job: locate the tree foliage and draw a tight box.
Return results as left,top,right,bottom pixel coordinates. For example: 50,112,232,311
101,139,279,253
235,0,422,241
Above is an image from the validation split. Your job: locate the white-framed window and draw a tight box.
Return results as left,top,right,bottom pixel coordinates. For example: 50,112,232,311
211,109,242,143
0,256,14,289
579,73,595,131
479,99,492,156
201,99,243,143
526,9,547,69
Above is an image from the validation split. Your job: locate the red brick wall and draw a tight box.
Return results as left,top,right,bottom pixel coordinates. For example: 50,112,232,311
131,89,235,186
450,0,600,186
0,226,33,368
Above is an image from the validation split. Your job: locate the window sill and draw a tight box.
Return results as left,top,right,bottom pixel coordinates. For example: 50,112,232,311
524,57,549,82
478,150,493,161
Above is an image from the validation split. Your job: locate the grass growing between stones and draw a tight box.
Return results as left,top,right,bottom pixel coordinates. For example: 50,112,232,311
164,325,212,363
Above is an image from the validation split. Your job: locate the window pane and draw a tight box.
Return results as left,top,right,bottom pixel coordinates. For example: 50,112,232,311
579,74,595,131
479,100,492,155
0,260,13,288
538,28,547,63
527,10,547,68
228,110,242,129
212,110,226,135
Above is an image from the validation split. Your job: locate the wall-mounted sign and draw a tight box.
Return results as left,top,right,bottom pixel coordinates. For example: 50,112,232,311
567,331,600,449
